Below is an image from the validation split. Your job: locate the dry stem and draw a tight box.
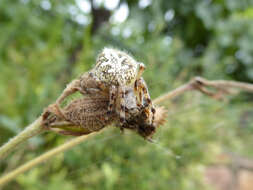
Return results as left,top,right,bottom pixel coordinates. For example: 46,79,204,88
0,76,253,187
154,76,253,104
0,132,100,186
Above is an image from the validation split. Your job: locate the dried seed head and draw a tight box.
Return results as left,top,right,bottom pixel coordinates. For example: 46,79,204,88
42,94,117,135
93,47,142,86
62,95,116,132
43,86,167,139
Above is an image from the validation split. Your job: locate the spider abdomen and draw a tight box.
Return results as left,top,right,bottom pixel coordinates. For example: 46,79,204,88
93,48,138,86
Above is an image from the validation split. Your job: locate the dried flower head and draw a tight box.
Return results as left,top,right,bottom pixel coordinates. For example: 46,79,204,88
43,87,167,140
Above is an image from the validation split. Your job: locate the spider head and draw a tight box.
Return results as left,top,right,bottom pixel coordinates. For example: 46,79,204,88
94,47,145,86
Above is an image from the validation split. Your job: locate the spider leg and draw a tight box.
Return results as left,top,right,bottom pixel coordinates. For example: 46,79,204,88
118,86,127,132
48,79,88,123
53,72,106,116
42,103,68,129
55,76,98,109
80,72,107,94
56,79,83,105
134,63,146,107
134,80,143,107
136,62,146,80
108,85,117,114
136,78,156,124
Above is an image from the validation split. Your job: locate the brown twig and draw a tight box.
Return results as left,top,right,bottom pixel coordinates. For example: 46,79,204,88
154,76,253,104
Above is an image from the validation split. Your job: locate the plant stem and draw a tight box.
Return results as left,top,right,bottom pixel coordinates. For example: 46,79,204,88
0,117,44,160
154,76,253,104
0,132,99,187
154,83,192,104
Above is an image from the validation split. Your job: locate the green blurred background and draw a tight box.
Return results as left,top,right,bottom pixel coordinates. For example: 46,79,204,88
1,0,253,189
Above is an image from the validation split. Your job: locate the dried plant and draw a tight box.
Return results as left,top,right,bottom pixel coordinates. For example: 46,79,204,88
42,86,167,141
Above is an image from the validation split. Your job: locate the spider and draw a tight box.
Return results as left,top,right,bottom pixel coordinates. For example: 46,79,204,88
52,47,156,127
42,86,166,140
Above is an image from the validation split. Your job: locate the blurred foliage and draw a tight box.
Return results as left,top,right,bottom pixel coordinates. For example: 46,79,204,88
0,0,253,189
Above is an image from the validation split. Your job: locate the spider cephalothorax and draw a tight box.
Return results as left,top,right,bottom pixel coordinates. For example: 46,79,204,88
49,47,155,127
